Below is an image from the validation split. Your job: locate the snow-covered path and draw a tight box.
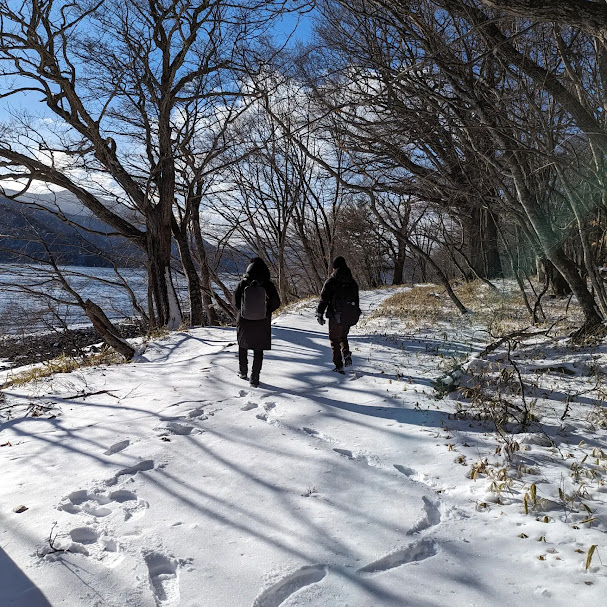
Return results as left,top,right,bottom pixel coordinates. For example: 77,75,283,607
1,290,605,606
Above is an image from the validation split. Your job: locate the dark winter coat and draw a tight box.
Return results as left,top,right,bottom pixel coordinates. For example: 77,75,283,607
317,265,360,322
234,259,281,351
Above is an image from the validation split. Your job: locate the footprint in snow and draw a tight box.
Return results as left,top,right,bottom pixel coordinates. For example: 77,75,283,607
333,448,354,459
393,464,416,477
69,526,99,545
407,496,441,535
159,415,187,422
157,422,197,436
187,407,206,419
253,565,327,607
104,439,130,456
264,402,276,411
57,489,113,517
39,524,123,566
144,552,180,607
57,487,145,521
106,459,155,487
357,538,438,575
241,401,258,411
110,489,148,521
237,390,249,398
300,427,338,444
109,488,139,503
394,465,439,490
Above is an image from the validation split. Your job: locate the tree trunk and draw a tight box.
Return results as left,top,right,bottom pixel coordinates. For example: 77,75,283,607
147,206,182,329
541,258,571,297
483,209,503,279
504,159,603,329
392,235,407,285
173,222,204,326
462,207,503,280
190,208,220,325
556,164,607,316
277,241,288,304
84,299,136,360
536,256,546,284
540,244,605,331
545,246,601,328
463,207,484,279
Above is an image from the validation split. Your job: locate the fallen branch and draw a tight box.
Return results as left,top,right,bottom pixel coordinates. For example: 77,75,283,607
479,327,553,358
63,389,118,400
37,522,66,557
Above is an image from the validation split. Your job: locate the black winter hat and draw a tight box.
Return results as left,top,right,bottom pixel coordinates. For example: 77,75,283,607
332,256,347,269
245,256,270,281
246,256,265,272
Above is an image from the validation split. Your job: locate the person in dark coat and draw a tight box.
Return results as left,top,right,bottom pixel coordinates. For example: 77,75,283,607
316,256,360,374
234,257,281,387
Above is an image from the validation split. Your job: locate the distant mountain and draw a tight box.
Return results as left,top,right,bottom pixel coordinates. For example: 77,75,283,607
0,195,246,273
0,196,144,267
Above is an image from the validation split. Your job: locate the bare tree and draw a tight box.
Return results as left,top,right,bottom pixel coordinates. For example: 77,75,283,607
479,0,607,39
297,0,607,330
0,0,307,331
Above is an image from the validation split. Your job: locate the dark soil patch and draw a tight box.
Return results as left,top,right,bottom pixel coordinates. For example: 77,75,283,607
0,320,146,369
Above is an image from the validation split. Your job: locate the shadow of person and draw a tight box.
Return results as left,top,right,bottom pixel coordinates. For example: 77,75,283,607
0,545,52,606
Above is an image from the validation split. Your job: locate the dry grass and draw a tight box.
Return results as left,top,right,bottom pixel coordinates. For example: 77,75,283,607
275,295,316,316
369,285,452,326
371,280,584,336
2,350,125,389
146,326,171,340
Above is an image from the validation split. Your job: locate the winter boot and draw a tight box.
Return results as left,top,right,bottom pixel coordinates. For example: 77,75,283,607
238,372,249,380
332,366,345,375
344,355,352,367
250,375,260,388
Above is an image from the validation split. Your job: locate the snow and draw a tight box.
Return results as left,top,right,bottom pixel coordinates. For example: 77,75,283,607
1,287,607,606
165,267,183,332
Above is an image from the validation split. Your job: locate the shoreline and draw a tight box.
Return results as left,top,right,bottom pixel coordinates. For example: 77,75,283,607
0,320,146,369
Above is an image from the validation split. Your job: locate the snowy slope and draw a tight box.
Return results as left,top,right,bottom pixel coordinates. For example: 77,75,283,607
1,289,606,606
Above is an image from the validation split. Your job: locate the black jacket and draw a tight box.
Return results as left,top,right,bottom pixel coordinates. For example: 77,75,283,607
317,266,359,320
234,259,281,350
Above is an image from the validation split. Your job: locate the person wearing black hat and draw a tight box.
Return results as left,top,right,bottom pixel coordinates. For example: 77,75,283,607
234,257,281,387
316,256,360,373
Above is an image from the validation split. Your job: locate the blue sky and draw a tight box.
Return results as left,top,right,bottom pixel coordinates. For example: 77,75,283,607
0,8,315,123
276,8,315,46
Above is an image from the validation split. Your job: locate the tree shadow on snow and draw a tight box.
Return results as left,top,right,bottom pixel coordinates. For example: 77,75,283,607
134,327,236,363
277,383,483,433
252,327,484,432
349,331,484,358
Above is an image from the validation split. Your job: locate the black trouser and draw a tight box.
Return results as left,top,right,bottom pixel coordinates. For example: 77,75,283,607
239,347,264,380
328,319,351,369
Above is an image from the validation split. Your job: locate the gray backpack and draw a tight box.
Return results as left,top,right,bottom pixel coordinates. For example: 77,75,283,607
240,280,267,320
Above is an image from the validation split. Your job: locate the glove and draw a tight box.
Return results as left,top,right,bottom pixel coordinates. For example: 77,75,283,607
316,314,325,326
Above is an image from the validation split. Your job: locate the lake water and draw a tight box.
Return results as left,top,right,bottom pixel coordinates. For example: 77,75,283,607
0,264,240,334
0,264,150,334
